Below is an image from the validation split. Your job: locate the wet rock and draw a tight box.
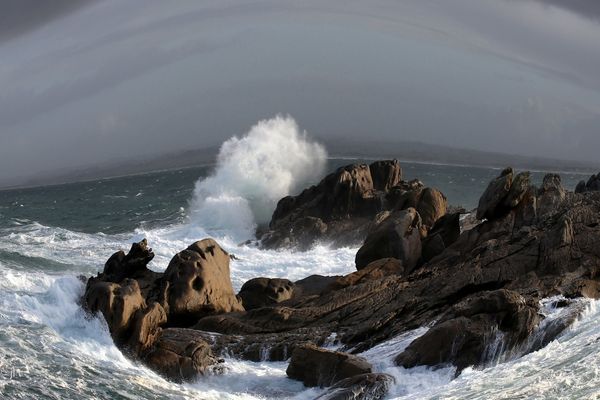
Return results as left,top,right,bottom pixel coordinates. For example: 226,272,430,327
84,278,146,344
315,373,395,400
293,275,343,298
163,238,244,325
103,239,155,282
143,328,221,382
238,277,295,310
128,302,167,354
355,208,422,271
395,290,540,372
286,344,372,387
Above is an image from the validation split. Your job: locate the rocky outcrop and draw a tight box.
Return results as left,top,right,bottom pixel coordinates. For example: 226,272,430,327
286,344,372,387
262,160,403,249
82,238,242,381
81,163,600,396
575,172,600,193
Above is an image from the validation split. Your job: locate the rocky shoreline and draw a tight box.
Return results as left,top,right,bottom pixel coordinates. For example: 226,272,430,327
81,161,600,399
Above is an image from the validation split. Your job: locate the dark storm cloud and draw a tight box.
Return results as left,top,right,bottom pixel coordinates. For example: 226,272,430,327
0,0,97,41
0,0,599,187
535,0,600,20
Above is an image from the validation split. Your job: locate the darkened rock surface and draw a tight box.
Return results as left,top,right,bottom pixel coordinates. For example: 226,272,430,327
314,373,395,400
286,344,372,387
81,163,600,388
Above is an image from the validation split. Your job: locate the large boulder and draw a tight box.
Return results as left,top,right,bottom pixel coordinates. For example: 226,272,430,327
369,160,402,191
286,344,373,387
163,239,244,325
416,187,448,229
332,258,404,290
238,277,295,310
355,208,422,271
537,173,565,218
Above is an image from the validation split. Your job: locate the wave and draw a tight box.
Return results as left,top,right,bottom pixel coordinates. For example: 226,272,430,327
187,115,327,241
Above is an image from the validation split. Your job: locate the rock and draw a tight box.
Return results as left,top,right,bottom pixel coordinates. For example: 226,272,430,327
293,275,343,298
143,328,221,382
84,278,146,344
128,302,167,354
369,160,402,191
575,173,600,193
355,208,422,271
332,258,403,289
315,373,395,400
238,278,295,310
286,344,372,387
476,167,513,220
421,212,461,262
163,239,244,325
416,187,447,229
103,239,155,282
263,160,403,249
395,290,540,372
537,174,565,218
503,172,531,208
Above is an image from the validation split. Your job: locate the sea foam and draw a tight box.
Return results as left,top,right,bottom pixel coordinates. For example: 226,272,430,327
187,115,327,241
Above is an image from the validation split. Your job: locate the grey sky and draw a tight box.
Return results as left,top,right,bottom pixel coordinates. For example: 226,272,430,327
1,0,599,186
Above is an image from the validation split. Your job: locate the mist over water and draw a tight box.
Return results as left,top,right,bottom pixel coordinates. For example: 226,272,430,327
187,115,327,241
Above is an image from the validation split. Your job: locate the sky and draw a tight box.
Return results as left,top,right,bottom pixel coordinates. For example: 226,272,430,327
1,0,600,186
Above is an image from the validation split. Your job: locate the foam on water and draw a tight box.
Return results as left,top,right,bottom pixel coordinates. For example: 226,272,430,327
187,115,327,242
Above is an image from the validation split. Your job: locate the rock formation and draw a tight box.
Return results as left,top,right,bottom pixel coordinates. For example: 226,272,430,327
81,163,600,400
261,160,448,250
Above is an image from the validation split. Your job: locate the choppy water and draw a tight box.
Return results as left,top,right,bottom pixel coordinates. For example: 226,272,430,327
0,159,597,399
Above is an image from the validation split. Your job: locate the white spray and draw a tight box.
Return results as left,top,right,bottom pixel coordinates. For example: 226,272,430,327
187,115,327,241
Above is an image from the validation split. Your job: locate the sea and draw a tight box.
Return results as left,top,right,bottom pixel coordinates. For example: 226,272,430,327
1,124,599,399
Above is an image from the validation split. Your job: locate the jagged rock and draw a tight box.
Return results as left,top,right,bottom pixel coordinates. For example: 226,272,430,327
315,373,395,400
476,167,513,220
369,160,402,191
396,290,540,372
537,174,565,217
238,277,295,310
286,344,372,387
103,239,155,281
263,161,403,249
355,208,422,271
503,172,531,208
143,328,221,382
575,173,600,193
84,278,146,344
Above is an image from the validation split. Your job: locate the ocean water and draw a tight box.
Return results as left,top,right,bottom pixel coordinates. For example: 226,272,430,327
0,150,597,399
